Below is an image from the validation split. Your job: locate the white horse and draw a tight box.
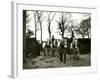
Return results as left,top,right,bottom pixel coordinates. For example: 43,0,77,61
42,39,58,57
70,38,80,60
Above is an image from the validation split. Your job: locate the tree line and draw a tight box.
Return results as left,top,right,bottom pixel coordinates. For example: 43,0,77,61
25,10,91,43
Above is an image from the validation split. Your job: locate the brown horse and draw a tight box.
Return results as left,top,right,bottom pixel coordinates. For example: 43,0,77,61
57,38,80,64
57,39,69,64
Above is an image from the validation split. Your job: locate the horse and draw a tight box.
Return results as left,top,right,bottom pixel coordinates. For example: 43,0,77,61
44,40,51,56
57,38,69,64
50,39,58,57
41,41,46,56
70,39,80,60
42,39,58,57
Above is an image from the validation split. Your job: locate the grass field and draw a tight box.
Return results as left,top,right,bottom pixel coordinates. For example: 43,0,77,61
23,54,91,69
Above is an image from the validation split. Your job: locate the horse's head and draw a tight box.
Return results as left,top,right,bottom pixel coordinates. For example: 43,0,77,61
63,38,68,48
42,41,46,48
72,38,78,48
57,40,61,48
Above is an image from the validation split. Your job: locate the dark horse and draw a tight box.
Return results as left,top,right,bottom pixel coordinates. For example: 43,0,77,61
57,37,80,64
57,38,70,64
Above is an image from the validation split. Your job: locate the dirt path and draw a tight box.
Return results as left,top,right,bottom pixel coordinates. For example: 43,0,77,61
23,54,90,69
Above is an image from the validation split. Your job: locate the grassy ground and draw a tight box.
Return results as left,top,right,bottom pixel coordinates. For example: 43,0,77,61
23,53,91,69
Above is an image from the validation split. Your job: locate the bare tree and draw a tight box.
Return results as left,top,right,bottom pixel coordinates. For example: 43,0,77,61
57,12,74,39
26,11,34,38
47,12,56,40
33,11,39,39
75,17,91,38
57,13,65,39
36,11,44,43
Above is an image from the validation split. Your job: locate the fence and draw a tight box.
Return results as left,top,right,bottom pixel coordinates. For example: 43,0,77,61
78,38,91,54
26,38,40,57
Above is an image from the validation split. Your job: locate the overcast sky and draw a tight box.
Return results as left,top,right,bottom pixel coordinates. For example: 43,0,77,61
26,11,90,41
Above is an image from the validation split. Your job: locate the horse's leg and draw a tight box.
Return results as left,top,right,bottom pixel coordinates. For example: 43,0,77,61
73,49,76,59
76,49,80,60
52,48,54,57
78,49,80,59
59,53,63,62
48,48,50,56
74,48,77,60
45,48,47,56
53,48,55,57
77,52,80,60
70,49,72,59
64,53,66,64
70,53,71,59
50,48,52,57
52,48,55,57
74,49,79,60
43,48,45,56
69,50,71,59
47,48,49,56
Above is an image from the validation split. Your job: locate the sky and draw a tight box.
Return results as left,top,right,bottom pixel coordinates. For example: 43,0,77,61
26,10,91,41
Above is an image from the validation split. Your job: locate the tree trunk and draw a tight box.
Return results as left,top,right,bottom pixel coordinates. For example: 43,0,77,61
49,32,51,40
48,23,51,40
62,33,63,39
82,35,84,39
87,31,90,38
35,24,37,39
34,13,37,40
40,23,42,43
62,32,64,39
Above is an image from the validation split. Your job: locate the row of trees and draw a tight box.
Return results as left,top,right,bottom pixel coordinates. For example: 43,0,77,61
25,11,91,43
57,13,91,39
26,11,56,42
75,17,91,38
